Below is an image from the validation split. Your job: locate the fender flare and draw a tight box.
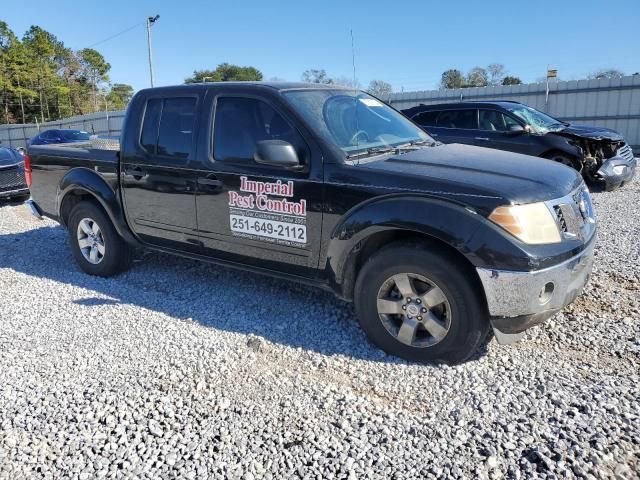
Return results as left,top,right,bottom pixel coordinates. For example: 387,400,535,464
57,167,139,245
326,195,483,283
324,194,534,298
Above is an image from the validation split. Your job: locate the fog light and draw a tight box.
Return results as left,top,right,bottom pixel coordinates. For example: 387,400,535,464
612,165,627,176
539,282,554,305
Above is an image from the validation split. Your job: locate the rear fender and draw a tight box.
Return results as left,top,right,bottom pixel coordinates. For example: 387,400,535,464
57,167,138,245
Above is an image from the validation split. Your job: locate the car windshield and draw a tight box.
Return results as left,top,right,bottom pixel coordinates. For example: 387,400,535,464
60,130,91,141
283,89,432,159
505,105,566,134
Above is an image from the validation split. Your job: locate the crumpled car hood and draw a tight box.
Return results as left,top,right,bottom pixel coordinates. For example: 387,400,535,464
555,124,624,141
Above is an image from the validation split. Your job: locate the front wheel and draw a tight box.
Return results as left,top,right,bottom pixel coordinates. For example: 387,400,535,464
68,201,132,277
354,242,490,364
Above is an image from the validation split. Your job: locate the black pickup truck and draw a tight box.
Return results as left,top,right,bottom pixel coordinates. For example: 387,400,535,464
25,82,596,364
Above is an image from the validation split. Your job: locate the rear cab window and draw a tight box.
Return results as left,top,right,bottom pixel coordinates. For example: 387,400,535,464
140,97,197,160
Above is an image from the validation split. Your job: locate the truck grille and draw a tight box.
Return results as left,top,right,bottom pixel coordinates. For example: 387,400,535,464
618,144,634,162
0,165,27,193
550,187,595,240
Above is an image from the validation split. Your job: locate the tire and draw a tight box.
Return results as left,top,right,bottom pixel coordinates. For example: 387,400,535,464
354,241,490,364
68,201,132,277
546,153,582,172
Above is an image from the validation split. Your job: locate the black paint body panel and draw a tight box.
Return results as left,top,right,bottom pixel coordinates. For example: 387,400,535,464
27,83,592,299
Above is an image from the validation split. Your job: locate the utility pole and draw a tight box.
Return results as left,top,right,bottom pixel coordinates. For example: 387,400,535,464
146,15,160,87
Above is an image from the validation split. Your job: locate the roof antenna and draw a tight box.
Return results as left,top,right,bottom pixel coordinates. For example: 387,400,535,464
350,29,357,90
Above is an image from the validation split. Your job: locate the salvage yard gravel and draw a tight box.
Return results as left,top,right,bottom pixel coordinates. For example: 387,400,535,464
1,179,639,479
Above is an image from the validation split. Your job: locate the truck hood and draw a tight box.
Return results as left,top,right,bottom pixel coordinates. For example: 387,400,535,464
555,124,624,141
359,143,582,209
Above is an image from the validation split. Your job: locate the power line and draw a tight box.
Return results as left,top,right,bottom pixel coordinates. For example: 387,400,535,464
86,22,145,49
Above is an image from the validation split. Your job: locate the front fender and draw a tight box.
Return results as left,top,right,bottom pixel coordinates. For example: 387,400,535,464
57,167,138,245
326,195,486,286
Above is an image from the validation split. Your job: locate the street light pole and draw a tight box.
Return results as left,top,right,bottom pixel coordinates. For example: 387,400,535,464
146,15,160,87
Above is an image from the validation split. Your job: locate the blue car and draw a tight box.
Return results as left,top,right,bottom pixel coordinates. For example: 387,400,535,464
29,129,91,146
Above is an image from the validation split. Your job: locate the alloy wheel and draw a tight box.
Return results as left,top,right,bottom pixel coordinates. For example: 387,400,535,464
76,217,105,265
376,273,452,348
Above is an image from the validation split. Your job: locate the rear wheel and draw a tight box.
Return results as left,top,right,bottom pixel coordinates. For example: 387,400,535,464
68,201,132,277
354,242,490,364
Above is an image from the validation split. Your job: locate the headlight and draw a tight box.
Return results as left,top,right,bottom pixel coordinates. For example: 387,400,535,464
488,202,561,244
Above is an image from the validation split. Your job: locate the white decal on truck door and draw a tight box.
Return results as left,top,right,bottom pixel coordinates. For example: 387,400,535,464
228,176,307,246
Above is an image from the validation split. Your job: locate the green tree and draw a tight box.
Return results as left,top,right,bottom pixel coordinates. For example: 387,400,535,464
106,83,134,110
78,48,110,110
502,76,523,85
440,69,465,89
184,63,263,83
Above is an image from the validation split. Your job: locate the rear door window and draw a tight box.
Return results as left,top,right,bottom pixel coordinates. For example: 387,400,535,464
436,109,478,129
140,97,196,159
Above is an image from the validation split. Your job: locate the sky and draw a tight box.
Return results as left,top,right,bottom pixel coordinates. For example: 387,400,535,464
2,0,639,93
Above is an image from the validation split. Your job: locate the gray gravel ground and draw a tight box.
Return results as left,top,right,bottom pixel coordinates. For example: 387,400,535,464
0,178,639,479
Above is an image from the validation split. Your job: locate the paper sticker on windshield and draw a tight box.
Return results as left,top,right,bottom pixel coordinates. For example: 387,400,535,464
360,98,384,107
227,176,307,247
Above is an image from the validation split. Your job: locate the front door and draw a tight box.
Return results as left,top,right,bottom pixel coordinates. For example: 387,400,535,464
121,95,200,253
194,93,324,276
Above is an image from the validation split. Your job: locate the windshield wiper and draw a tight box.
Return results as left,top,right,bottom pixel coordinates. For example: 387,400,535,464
346,146,395,160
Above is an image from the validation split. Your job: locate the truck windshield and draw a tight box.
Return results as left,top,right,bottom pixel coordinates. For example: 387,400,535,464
283,89,432,159
506,105,566,134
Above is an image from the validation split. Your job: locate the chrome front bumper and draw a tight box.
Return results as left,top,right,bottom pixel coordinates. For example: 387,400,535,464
476,238,595,340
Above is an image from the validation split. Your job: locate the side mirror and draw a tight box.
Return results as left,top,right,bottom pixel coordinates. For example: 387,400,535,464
254,140,300,168
505,124,526,135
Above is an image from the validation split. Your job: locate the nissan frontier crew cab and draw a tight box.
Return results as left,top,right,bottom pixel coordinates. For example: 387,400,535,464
25,82,596,364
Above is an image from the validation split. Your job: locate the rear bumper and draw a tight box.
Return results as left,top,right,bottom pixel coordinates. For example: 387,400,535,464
0,186,29,199
476,236,595,335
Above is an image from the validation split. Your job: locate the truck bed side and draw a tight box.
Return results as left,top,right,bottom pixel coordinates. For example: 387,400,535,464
28,143,120,222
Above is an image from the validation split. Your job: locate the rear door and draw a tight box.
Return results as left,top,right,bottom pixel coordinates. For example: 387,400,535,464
476,109,533,154
120,95,200,253
430,109,478,145
194,91,324,276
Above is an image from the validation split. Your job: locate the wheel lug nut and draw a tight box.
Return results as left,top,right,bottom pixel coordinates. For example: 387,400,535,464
421,308,427,313
417,316,422,321
402,305,407,310
416,299,421,304
407,298,412,303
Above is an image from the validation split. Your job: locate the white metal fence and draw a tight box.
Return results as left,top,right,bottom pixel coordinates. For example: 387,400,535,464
2,75,640,150
387,75,640,150
0,110,126,148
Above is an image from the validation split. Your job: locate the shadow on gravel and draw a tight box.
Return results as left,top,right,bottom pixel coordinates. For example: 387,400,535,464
0,222,430,363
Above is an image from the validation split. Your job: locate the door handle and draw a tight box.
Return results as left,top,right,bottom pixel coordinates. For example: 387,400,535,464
197,177,223,188
123,166,147,180
474,137,490,141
